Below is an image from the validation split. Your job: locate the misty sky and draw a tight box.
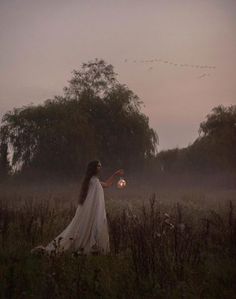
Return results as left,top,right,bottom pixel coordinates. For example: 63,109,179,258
0,0,235,150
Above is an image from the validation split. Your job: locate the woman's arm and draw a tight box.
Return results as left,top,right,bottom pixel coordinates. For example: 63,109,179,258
100,181,110,188
100,169,124,188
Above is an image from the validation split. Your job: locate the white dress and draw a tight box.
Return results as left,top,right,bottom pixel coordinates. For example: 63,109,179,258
32,175,110,255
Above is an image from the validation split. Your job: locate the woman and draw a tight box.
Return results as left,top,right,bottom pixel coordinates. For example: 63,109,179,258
31,160,124,255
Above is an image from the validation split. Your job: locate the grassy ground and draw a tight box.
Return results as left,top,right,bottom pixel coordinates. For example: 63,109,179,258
0,178,236,298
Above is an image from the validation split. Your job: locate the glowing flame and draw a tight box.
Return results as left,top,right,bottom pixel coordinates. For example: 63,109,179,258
117,178,127,189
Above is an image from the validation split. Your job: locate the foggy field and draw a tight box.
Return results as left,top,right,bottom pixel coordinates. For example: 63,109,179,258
1,0,236,297
0,174,236,299
1,172,235,214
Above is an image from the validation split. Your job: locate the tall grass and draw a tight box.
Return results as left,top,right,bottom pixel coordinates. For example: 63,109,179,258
0,183,236,298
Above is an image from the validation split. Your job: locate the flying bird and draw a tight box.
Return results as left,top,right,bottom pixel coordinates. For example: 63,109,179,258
122,57,216,72
197,73,211,79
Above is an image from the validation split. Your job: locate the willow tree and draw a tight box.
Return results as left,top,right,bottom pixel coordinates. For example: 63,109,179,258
0,58,158,177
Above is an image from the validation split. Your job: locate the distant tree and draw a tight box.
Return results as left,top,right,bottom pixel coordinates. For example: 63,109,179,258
155,104,236,173
198,105,236,138
193,104,236,170
0,59,158,177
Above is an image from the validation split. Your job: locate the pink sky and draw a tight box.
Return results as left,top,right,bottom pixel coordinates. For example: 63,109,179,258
0,0,235,150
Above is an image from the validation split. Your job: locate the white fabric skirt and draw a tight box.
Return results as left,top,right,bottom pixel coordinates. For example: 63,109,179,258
31,175,110,255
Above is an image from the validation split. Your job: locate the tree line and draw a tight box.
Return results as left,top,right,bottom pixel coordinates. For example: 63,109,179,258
152,105,236,175
0,59,235,180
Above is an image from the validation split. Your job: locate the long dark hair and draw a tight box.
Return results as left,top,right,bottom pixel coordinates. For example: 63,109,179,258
78,160,100,205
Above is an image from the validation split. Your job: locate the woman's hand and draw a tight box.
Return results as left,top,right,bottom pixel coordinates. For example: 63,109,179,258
101,169,125,189
114,169,124,176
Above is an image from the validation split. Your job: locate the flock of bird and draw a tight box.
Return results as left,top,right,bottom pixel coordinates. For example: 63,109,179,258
123,57,216,79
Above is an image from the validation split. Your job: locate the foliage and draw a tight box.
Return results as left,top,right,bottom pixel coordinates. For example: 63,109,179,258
0,59,158,177
155,104,236,173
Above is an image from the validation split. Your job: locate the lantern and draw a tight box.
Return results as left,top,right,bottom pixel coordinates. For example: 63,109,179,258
117,178,127,189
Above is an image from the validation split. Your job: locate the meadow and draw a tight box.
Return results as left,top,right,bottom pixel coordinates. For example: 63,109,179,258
0,173,236,299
